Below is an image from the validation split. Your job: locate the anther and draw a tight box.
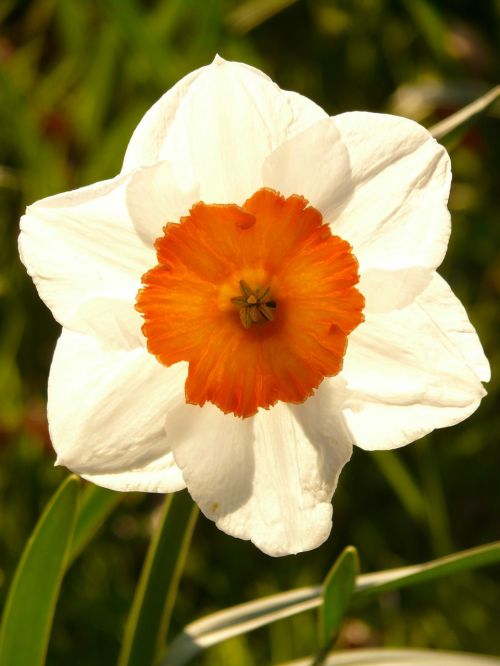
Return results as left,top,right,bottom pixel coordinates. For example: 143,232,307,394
231,280,277,329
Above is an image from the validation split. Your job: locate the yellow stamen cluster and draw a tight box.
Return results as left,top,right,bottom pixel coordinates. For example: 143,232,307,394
231,280,276,329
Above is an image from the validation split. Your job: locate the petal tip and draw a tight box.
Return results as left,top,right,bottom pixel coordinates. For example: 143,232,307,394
212,53,226,66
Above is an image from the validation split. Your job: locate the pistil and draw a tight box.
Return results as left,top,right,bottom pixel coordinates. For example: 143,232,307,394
231,280,276,329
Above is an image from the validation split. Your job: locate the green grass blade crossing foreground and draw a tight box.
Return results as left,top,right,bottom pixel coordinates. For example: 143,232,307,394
314,546,359,665
164,541,500,665
0,476,80,666
280,647,500,666
68,483,121,565
118,490,198,666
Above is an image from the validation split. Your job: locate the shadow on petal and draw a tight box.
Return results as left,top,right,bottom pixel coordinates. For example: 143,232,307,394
359,266,433,314
167,402,256,517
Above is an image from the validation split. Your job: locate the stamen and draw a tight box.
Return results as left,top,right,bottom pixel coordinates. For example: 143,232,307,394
231,280,277,329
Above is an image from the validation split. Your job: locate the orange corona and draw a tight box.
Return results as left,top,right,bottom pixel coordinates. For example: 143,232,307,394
136,188,365,417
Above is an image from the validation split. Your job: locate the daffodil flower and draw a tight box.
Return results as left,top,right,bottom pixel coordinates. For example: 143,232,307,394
19,57,489,556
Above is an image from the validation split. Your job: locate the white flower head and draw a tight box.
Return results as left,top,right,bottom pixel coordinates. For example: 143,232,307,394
19,57,490,556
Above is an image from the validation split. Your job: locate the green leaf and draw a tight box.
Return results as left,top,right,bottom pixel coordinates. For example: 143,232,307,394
68,483,121,566
355,540,500,598
402,0,449,61
370,451,426,523
320,546,359,646
0,475,80,666
280,647,500,665
225,0,298,34
313,547,359,666
163,587,321,666
165,541,500,665
430,85,500,141
118,490,198,666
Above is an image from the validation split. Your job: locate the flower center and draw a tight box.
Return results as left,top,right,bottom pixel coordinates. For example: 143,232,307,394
136,188,365,418
230,280,276,329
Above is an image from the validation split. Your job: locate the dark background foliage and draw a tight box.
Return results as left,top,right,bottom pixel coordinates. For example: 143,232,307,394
0,1,499,664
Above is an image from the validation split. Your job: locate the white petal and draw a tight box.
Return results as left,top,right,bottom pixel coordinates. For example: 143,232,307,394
82,450,185,493
65,296,145,351
332,112,451,272
125,161,199,246
49,328,187,492
19,173,154,339
122,67,203,172
168,399,352,556
263,115,444,315
416,273,490,382
358,266,432,314
122,57,327,203
262,118,352,219
339,273,487,450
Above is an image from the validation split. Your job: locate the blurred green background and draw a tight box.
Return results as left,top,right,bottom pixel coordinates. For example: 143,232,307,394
0,1,499,664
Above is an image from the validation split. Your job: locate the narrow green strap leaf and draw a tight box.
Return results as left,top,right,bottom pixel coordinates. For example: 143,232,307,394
68,483,121,565
225,0,298,34
320,546,359,646
118,490,198,666
163,587,321,665
430,85,500,140
165,541,500,665
370,451,426,523
402,0,448,61
355,540,500,598
313,547,359,666
0,475,80,666
280,647,500,665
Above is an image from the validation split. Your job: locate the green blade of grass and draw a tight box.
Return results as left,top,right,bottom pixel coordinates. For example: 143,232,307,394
225,0,298,34
163,587,321,665
165,541,500,665
313,546,359,666
118,490,198,666
280,647,500,665
68,483,121,565
0,475,80,666
402,0,449,62
370,451,426,523
430,85,500,140
320,546,359,646
354,540,500,598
